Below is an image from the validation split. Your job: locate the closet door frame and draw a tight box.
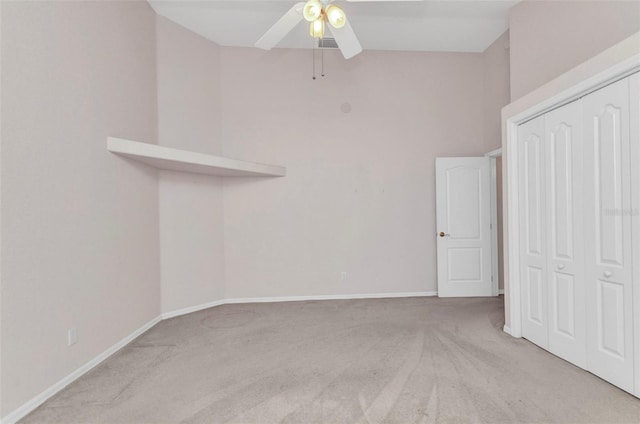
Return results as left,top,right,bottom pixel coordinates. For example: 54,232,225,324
629,72,640,398
503,52,640,397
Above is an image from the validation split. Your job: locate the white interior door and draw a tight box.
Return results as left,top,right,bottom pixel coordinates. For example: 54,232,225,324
436,157,492,297
545,100,586,368
518,116,549,349
583,77,634,392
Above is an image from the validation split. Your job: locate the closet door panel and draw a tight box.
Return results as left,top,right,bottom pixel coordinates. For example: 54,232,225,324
519,116,548,348
553,273,575,336
596,104,625,267
545,100,586,367
584,77,634,392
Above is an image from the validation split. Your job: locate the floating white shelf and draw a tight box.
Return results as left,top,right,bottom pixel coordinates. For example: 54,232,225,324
107,137,286,177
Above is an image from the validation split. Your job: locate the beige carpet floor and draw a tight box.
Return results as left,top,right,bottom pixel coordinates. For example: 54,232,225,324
20,296,640,423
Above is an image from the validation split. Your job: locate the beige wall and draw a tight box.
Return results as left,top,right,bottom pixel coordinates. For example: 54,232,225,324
0,2,511,416
3,0,636,412
482,32,509,293
483,31,510,152
1,1,160,415
509,0,640,100
156,17,225,314
220,48,488,298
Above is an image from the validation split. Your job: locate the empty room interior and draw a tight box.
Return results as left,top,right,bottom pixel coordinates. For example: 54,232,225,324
2,0,640,423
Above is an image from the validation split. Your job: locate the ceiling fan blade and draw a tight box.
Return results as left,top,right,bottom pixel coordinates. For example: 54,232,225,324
327,20,362,59
255,2,305,50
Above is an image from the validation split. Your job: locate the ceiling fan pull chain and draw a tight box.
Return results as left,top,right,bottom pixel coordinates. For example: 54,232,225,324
312,38,316,80
321,37,325,77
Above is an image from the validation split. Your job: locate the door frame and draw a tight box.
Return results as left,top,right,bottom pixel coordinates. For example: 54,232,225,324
486,148,502,297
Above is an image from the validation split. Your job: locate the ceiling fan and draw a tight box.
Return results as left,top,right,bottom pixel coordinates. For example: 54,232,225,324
255,0,420,60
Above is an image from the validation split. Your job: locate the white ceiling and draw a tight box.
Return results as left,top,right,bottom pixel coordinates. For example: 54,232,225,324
148,0,520,53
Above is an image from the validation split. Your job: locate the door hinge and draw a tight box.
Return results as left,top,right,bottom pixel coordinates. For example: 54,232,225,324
491,275,494,282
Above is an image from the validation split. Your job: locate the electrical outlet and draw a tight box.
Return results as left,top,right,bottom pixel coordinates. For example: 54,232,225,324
340,272,348,281
68,328,77,346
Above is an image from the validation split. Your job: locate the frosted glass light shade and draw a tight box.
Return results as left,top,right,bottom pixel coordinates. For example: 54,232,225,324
309,19,325,38
303,0,323,22
325,5,346,29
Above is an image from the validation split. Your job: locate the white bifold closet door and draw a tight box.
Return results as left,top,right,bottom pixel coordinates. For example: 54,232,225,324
583,77,634,392
545,100,586,368
519,100,586,367
518,73,638,396
518,116,549,349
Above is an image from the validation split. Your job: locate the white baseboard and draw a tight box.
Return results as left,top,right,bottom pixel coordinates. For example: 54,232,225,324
1,290,439,423
1,315,161,424
499,289,505,295
503,325,513,336
161,299,225,320
224,291,438,304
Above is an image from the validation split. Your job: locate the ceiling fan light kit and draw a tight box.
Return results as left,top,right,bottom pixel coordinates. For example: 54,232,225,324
301,0,351,78
304,1,346,38
255,0,367,62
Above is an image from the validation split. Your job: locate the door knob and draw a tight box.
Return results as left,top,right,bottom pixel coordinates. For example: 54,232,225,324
439,232,450,238
604,271,613,278
557,264,565,270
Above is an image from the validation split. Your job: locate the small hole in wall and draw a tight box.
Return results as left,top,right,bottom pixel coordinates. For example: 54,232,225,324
341,102,351,113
